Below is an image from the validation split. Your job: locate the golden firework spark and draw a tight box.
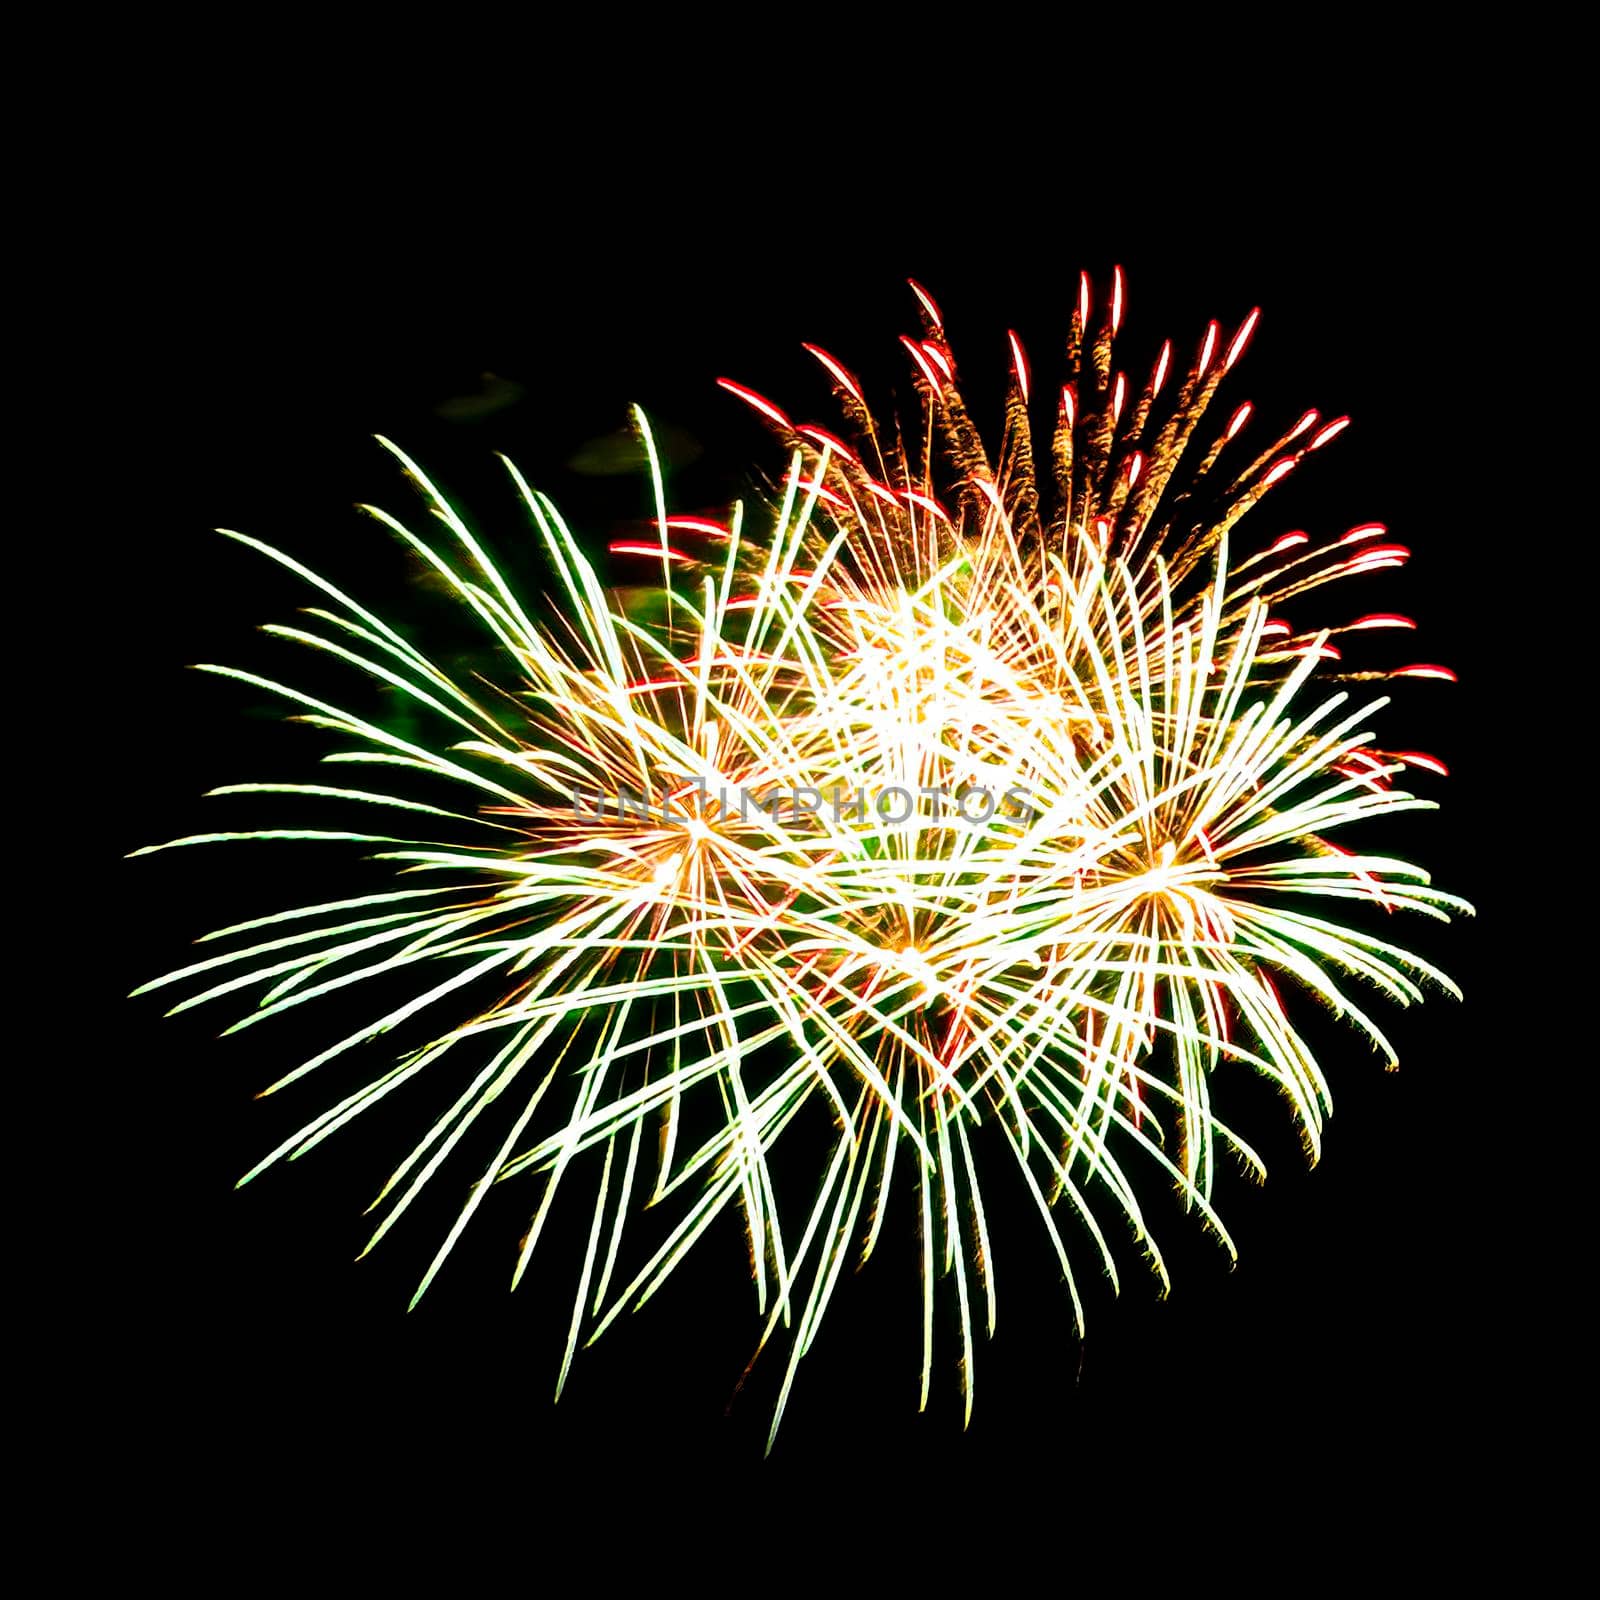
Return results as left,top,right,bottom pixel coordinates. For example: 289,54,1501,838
133,275,1468,1445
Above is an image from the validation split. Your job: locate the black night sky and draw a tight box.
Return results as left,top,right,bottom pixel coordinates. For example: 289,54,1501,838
98,102,1540,1549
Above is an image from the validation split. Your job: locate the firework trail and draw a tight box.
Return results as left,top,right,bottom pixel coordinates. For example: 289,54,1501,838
133,275,1467,1445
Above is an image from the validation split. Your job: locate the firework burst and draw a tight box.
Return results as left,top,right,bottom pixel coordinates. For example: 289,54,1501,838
133,275,1468,1445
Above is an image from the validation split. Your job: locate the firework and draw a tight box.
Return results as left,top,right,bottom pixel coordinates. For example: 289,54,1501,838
133,275,1468,1446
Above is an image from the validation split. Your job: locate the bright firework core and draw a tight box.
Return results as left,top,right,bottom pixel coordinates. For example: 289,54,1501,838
133,272,1469,1448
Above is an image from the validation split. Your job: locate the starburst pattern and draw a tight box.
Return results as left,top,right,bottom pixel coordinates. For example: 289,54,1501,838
133,274,1467,1444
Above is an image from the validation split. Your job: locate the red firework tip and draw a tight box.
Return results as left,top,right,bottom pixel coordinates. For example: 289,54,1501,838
1153,341,1172,396
1289,410,1320,441
1261,620,1293,638
1112,266,1126,335
1339,522,1388,546
1347,613,1416,631
1263,457,1297,486
1008,330,1030,404
1270,531,1310,553
1198,322,1219,377
1061,384,1076,425
908,279,943,327
1395,751,1450,776
1311,416,1352,449
1226,402,1253,439
1333,763,1386,785
1347,544,1410,565
1078,272,1091,327
801,344,864,404
610,541,689,561
864,480,900,507
1394,664,1457,682
1113,372,1126,424
717,378,790,429
1126,451,1144,487
900,336,942,388
1224,308,1260,370
922,342,953,381
797,425,858,464
664,517,729,539
797,478,848,509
